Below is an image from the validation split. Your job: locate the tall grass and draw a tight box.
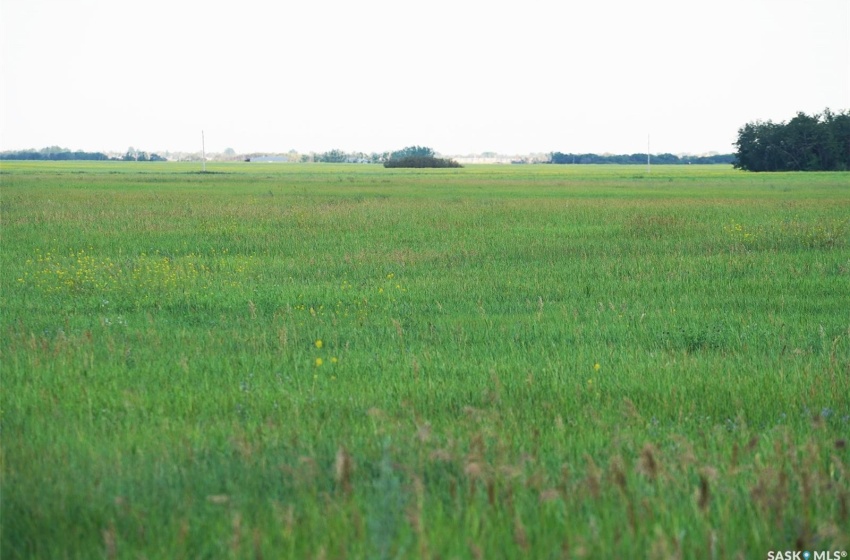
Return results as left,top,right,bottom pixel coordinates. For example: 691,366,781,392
2,161,848,558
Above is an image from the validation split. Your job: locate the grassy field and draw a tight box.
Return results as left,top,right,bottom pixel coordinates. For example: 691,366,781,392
1,161,848,559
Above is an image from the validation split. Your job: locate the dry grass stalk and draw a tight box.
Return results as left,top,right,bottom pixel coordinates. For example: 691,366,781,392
284,504,295,537
504,484,515,512
230,512,243,557
513,512,529,552
698,466,718,513
583,455,602,499
297,456,319,485
334,445,354,496
609,455,636,533
429,448,452,462
750,466,789,518
178,518,189,549
468,540,483,560
650,526,683,560
707,530,718,560
253,528,263,560
554,414,565,431
609,454,628,493
464,461,484,479
561,536,571,559
406,475,429,559
498,464,523,480
747,436,760,451
621,397,642,422
559,463,571,495
102,522,117,560
207,494,230,504
539,488,560,503
231,433,255,460
416,421,431,443
638,443,661,481
113,495,128,513
272,502,296,539
526,467,546,491
468,431,485,457
697,473,711,511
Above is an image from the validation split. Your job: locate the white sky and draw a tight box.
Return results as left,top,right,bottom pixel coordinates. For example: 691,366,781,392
1,0,848,155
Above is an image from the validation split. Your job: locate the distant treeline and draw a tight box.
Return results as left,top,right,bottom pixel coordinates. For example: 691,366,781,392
733,109,850,171
1,149,111,161
306,146,463,167
0,147,166,161
549,152,734,165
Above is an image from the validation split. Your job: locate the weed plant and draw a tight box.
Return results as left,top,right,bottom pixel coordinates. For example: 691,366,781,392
1,162,848,558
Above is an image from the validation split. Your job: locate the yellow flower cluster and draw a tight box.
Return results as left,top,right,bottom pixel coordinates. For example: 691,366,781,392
313,338,338,369
724,218,847,251
723,222,756,245
18,248,256,303
19,249,119,294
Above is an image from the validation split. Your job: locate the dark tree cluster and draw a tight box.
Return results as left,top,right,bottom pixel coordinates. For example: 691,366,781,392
549,152,734,165
0,148,111,161
0,146,166,161
383,146,462,168
733,109,850,172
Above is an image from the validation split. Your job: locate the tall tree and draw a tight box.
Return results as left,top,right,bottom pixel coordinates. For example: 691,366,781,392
734,109,850,171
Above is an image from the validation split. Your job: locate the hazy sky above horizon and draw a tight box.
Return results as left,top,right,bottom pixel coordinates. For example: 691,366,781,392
1,0,848,155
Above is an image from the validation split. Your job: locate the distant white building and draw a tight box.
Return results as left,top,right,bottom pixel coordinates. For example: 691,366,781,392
452,156,514,164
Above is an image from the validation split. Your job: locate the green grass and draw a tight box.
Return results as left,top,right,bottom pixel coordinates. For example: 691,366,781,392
2,161,849,559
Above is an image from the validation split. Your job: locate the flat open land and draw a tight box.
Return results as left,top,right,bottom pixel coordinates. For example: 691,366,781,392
1,162,848,558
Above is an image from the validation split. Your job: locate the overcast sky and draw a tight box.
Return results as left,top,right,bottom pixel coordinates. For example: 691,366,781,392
1,0,848,155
